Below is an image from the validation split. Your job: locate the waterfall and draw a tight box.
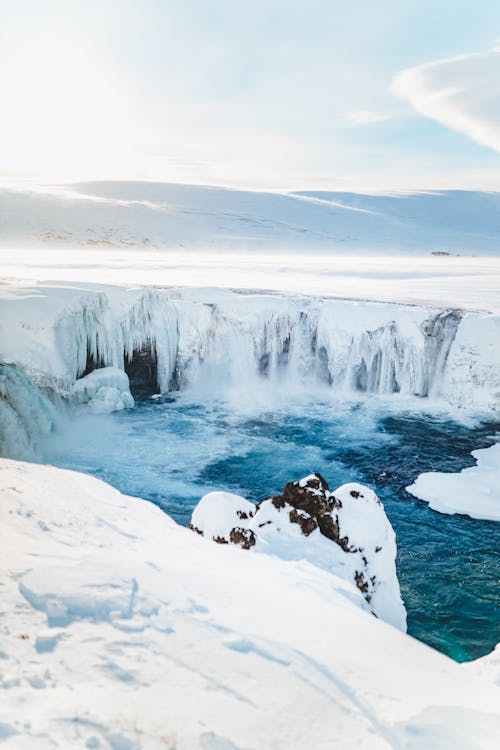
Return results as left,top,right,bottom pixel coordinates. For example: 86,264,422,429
26,290,484,402
0,364,59,459
1,285,498,462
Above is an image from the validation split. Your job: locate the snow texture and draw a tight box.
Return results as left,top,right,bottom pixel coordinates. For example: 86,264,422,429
1,458,499,749
407,443,500,521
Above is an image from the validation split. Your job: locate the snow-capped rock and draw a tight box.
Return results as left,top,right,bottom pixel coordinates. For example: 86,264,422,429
190,473,406,631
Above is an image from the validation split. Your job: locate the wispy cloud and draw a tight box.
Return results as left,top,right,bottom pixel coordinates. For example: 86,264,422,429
345,110,389,125
392,48,500,154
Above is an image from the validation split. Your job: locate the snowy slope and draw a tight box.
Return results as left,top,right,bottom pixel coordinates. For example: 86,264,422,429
1,458,499,749
2,181,500,255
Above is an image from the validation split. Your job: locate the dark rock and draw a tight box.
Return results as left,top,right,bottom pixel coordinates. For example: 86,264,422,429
350,489,363,499
338,535,353,552
354,571,371,601
213,536,229,545
270,495,286,509
125,343,158,399
236,509,253,520
317,513,340,542
283,475,330,515
274,473,342,544
229,527,256,550
289,508,318,536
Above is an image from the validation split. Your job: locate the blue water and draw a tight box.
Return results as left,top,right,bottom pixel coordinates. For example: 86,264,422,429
43,393,500,662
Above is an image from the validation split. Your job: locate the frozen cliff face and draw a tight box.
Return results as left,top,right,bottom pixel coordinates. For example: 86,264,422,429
1,282,499,422
190,473,406,631
440,314,500,413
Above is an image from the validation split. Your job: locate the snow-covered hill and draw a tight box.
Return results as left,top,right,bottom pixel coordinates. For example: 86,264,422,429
1,458,499,749
2,181,500,255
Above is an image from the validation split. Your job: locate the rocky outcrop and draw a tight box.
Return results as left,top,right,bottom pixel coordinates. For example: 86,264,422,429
190,473,407,631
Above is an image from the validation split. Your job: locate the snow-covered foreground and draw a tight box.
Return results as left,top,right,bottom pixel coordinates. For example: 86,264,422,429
407,443,500,521
1,458,499,749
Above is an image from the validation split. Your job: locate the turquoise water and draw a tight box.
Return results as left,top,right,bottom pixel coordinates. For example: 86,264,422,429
43,394,500,662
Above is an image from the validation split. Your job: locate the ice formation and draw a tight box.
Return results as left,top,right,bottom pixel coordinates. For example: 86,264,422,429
407,443,500,522
190,473,406,630
1,458,499,748
0,364,58,460
1,281,499,457
70,367,134,414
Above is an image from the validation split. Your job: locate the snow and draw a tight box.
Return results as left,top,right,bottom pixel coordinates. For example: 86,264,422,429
71,367,134,414
191,490,256,543
1,458,499,748
466,643,500,688
407,443,500,521
190,476,406,631
3,181,500,257
2,181,500,315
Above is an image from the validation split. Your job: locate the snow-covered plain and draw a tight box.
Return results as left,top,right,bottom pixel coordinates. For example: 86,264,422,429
1,458,499,749
2,181,500,313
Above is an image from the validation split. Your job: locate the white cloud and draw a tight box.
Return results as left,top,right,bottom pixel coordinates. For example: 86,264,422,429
392,48,500,153
345,110,389,125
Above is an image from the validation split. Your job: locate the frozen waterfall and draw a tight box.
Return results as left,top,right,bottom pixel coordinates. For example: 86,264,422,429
42,289,466,399
1,283,499,459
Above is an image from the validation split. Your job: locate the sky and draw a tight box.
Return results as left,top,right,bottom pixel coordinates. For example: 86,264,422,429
1,0,500,191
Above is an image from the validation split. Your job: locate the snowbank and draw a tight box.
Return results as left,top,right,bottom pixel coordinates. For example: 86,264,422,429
407,443,500,521
1,458,499,748
191,473,406,631
466,642,500,688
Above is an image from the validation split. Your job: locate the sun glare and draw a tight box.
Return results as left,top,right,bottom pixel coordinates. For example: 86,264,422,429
0,35,134,180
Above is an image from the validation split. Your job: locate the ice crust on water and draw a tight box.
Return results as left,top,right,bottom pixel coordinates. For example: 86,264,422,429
407,443,500,522
191,476,406,631
1,458,499,748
